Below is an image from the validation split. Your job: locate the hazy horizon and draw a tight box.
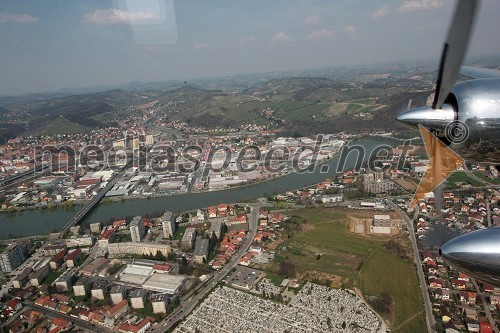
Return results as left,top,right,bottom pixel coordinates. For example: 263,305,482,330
1,0,500,96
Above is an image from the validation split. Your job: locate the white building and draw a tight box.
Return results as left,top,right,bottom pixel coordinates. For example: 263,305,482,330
371,215,391,234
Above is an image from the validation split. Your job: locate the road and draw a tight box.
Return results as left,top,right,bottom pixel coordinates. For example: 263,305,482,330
389,201,435,333
59,168,125,232
470,278,499,333
26,303,113,333
151,203,260,333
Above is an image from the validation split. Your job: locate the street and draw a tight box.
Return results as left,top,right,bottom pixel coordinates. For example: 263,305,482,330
389,200,435,333
151,203,260,333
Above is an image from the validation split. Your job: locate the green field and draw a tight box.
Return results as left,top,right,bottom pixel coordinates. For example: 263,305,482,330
359,248,426,333
278,209,381,281
275,103,330,121
174,225,186,240
275,208,425,332
42,271,62,285
446,171,484,187
28,116,91,136
473,171,500,185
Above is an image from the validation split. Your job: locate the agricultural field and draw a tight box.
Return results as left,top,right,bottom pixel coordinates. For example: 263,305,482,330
27,116,92,136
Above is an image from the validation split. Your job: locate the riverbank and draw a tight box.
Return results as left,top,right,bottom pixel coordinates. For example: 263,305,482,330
0,145,342,214
0,136,403,239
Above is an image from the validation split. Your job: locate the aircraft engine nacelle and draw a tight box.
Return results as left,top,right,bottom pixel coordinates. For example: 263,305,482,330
397,77,500,164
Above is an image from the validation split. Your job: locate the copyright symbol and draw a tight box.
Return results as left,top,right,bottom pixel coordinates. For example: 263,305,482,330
445,121,469,144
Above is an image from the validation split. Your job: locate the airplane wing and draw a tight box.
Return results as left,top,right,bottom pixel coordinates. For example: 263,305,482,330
460,66,500,79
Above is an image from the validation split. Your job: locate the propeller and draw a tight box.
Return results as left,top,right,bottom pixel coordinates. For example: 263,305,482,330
397,0,479,129
399,0,479,220
433,0,479,109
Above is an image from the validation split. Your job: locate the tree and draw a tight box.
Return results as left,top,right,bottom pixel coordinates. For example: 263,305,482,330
278,261,296,278
155,250,166,261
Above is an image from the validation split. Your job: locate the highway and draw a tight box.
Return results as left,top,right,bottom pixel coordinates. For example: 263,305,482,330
389,201,435,333
151,203,260,333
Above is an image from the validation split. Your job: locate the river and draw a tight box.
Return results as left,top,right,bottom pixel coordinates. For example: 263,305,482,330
0,136,402,239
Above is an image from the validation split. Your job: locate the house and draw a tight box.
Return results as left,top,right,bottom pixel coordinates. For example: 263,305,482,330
465,318,480,333
451,279,467,290
65,248,82,268
460,291,477,304
6,299,22,312
106,299,128,319
50,249,68,269
117,317,153,333
429,277,444,289
30,265,50,287
480,322,493,333
239,253,253,266
12,267,32,289
207,207,217,218
464,307,478,320
52,317,71,330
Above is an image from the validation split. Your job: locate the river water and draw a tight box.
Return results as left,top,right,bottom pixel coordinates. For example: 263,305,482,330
0,136,401,239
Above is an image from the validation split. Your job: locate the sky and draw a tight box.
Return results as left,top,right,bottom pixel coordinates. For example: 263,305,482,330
1,0,500,96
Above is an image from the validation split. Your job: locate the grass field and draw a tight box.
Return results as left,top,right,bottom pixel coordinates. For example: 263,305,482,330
473,171,500,185
276,208,383,283
446,171,484,187
275,103,330,121
28,116,91,136
359,248,426,333
275,208,425,332
42,271,62,285
174,225,186,240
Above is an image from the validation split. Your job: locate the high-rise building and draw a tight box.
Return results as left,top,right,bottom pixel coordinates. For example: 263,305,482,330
0,241,30,272
161,211,176,238
130,216,145,243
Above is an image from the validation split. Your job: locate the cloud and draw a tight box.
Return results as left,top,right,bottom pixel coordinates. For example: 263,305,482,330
193,43,209,50
344,25,357,34
307,29,334,40
271,32,293,42
240,36,257,44
304,15,321,25
0,11,38,23
371,5,391,19
82,9,160,25
400,0,445,12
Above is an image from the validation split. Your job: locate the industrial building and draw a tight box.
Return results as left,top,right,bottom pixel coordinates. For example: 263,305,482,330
142,273,186,295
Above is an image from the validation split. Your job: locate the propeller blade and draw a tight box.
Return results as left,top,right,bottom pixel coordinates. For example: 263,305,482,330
432,0,479,109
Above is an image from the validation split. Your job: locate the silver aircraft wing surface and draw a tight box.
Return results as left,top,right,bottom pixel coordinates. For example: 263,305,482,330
460,66,500,79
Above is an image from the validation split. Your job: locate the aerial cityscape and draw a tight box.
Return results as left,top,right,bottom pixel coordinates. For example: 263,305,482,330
0,1,500,333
